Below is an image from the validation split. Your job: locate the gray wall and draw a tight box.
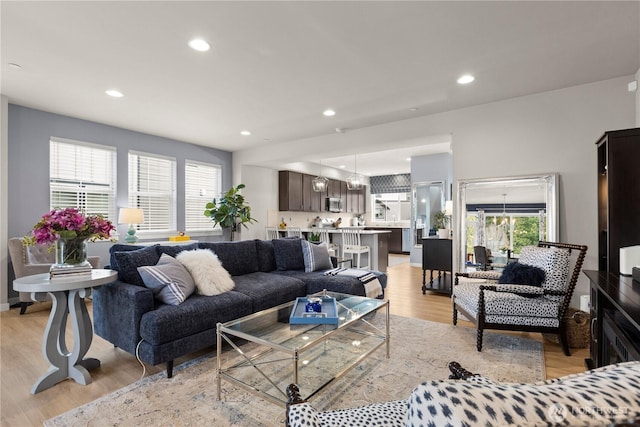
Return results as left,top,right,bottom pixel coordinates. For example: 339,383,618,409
6,105,233,303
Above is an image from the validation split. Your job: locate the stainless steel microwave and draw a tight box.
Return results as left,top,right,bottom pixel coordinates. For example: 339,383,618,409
326,197,342,212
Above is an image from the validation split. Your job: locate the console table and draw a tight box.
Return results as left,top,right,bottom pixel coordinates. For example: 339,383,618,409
421,238,452,295
13,269,117,393
583,270,640,369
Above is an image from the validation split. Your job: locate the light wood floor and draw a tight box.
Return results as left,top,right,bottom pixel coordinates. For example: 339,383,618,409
0,260,588,426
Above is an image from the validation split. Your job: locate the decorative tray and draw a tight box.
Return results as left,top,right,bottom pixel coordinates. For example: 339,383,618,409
290,296,339,325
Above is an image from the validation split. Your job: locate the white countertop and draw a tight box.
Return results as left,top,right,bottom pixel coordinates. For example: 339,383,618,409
301,228,391,234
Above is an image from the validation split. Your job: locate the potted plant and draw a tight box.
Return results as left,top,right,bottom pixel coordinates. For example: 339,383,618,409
432,210,450,239
204,184,257,241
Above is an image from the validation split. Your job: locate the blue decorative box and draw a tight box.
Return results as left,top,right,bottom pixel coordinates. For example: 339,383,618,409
290,296,339,325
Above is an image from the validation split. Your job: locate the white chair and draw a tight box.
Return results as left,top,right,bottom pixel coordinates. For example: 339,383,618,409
265,227,280,240
286,227,303,238
341,228,370,269
315,229,337,257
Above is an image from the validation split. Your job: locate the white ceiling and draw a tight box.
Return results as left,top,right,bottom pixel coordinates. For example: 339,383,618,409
2,1,639,175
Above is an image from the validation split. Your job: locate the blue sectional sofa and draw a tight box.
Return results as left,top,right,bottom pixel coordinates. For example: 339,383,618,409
93,238,386,377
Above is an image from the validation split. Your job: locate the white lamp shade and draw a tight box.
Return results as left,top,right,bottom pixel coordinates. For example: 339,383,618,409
118,208,144,224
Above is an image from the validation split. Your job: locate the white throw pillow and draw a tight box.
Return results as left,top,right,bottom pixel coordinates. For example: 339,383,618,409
176,249,235,296
301,240,333,272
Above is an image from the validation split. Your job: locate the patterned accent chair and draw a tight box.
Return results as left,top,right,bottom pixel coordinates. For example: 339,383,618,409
8,237,101,314
453,241,587,354
286,361,640,427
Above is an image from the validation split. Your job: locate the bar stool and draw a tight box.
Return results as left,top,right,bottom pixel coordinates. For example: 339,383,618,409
286,227,303,238
265,227,280,240
341,228,370,269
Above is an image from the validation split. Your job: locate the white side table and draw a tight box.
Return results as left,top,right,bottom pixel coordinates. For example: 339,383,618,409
13,269,117,394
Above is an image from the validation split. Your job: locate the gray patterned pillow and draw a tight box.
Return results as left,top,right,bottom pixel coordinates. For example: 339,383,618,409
301,240,333,272
137,254,195,305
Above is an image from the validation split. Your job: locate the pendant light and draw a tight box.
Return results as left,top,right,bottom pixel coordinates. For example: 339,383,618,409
312,160,329,192
346,154,363,190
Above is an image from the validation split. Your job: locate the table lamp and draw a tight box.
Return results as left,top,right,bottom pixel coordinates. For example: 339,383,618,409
118,208,144,244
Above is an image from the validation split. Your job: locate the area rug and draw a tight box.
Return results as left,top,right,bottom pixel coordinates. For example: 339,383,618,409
45,315,544,426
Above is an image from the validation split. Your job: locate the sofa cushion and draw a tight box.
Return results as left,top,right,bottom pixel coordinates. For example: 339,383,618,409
156,243,199,258
137,253,195,305
255,239,277,272
109,243,145,271
112,245,160,286
176,249,235,296
139,291,253,345
231,272,307,312
301,241,333,272
498,262,546,286
272,238,305,271
198,240,258,276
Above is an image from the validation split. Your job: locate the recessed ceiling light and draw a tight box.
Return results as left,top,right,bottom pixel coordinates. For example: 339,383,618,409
240,130,251,136
339,165,346,169
409,107,419,112
323,109,336,117
188,38,210,52
457,74,475,85
406,157,411,161
105,89,124,98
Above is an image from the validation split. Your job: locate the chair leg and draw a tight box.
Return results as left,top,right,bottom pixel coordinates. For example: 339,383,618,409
558,326,571,356
19,302,30,315
476,328,484,352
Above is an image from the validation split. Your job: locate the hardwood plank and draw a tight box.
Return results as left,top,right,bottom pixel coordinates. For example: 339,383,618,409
0,258,588,425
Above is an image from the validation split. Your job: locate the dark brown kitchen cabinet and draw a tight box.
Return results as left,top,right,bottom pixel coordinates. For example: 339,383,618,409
279,170,303,211
346,186,366,214
596,128,640,274
303,174,323,212
327,179,342,198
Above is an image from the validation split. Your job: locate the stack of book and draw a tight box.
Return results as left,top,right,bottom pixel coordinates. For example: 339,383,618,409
49,265,92,280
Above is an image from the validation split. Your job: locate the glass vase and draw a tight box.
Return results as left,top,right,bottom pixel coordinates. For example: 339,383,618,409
53,237,91,269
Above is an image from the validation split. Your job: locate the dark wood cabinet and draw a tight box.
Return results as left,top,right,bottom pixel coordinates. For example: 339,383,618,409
327,179,341,199
346,186,366,214
367,227,404,253
584,270,640,369
279,170,303,211
421,238,452,295
302,174,322,212
596,128,640,274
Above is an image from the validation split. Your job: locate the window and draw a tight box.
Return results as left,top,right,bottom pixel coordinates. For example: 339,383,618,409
185,160,222,231
128,151,176,233
50,138,116,221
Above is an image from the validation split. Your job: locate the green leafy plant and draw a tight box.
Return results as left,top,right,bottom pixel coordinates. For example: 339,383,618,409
309,232,320,242
432,210,448,230
204,184,257,241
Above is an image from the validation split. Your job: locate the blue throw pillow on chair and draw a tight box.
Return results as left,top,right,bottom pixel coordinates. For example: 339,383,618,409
498,262,546,286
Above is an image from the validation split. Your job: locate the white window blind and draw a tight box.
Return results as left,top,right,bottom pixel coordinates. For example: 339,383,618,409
128,151,176,232
185,160,222,231
50,138,117,222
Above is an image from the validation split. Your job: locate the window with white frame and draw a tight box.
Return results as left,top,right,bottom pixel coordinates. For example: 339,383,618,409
185,160,222,232
50,138,117,221
128,151,176,233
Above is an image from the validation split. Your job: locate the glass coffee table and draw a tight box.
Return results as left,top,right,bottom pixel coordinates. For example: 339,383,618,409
216,291,389,407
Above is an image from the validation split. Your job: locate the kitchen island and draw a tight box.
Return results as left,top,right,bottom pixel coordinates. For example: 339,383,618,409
282,228,391,272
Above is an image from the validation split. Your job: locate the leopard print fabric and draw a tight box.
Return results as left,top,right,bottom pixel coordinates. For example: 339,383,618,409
288,362,640,427
288,400,407,427
405,361,640,427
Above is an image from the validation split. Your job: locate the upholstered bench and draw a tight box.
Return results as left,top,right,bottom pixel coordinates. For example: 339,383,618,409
286,361,640,427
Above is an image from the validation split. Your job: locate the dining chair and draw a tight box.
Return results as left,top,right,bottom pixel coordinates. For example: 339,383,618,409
341,228,370,269
286,227,303,238
265,227,280,240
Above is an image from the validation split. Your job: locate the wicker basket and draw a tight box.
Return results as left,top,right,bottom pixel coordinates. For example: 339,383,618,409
543,307,590,348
